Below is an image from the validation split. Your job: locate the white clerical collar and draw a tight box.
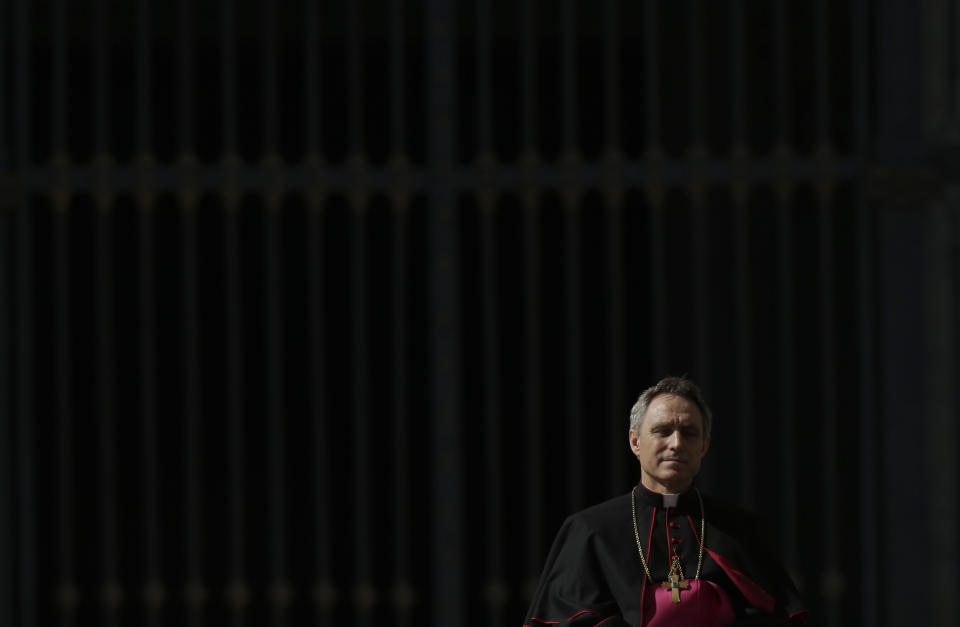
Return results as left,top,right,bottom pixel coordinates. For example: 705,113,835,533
662,493,680,508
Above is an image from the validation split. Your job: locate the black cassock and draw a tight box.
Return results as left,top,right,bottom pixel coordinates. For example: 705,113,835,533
523,483,808,626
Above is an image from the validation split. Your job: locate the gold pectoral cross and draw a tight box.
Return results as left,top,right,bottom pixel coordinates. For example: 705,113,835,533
661,571,690,603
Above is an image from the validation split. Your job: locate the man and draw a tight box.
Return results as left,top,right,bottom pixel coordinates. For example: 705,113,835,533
523,377,808,626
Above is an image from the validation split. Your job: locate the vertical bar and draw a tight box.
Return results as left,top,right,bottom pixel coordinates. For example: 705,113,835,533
351,200,371,626
263,3,285,621
691,197,713,492
603,0,627,485
16,204,35,627
224,201,246,625
856,208,879,622
815,5,836,625
815,0,831,150
520,0,540,578
140,197,160,627
0,0,7,170
221,0,237,155
391,197,412,626
476,0,492,158
730,0,754,508
853,0,878,622
52,0,73,622
776,198,797,570
0,0,13,611
15,2,35,626
853,0,869,156
389,14,410,623
874,0,928,609
94,0,109,155
688,0,702,151
648,199,666,375
564,194,582,510
603,0,620,157
774,0,793,558
0,184,11,627
427,0,463,620
688,1,709,414
221,1,244,619
733,200,753,508
924,196,959,626
775,0,790,152
606,194,627,487
644,0,667,377
875,0,924,161
691,199,709,425
879,215,927,624
773,0,793,530
521,0,537,160
93,0,114,616
223,205,249,627
53,0,67,157
136,2,160,624
644,0,660,153
955,1,960,124
181,196,204,627
307,196,330,625
522,194,542,579
263,0,277,154
561,0,577,156
15,0,30,169
137,0,151,155
55,199,75,627
390,0,406,160
730,0,746,151
178,3,203,625
480,194,502,624
305,0,320,157
348,0,364,160
96,199,119,627
818,196,840,627
304,8,324,622
178,0,194,154
265,199,286,626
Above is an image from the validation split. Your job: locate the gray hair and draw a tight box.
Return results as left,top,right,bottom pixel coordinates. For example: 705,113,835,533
629,376,713,437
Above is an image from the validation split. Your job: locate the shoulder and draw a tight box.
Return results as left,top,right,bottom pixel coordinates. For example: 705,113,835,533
560,491,633,538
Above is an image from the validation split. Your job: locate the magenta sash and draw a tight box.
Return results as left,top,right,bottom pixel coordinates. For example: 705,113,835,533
643,579,735,627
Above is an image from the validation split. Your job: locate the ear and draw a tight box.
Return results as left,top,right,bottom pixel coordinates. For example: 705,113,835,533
628,429,641,456
700,435,711,457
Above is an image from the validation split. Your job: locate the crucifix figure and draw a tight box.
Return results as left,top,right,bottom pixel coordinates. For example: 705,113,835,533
661,571,690,603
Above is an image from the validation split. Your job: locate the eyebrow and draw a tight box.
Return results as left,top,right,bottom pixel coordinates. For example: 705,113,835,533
649,417,701,430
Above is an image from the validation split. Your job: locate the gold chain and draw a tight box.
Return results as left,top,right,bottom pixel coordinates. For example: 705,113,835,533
631,486,705,583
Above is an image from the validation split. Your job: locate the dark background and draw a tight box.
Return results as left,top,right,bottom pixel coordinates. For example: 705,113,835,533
1,1,959,626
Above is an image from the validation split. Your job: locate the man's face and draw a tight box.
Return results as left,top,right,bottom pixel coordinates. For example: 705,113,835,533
628,394,710,494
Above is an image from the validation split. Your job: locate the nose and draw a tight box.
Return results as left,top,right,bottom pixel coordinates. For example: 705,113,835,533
667,431,682,449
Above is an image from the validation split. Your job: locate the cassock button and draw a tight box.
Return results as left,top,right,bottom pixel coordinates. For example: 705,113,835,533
669,522,680,528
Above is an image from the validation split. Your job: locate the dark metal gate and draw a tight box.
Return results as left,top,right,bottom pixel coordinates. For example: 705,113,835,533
2,1,959,626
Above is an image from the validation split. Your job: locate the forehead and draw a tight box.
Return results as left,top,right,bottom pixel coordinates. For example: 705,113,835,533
645,394,703,427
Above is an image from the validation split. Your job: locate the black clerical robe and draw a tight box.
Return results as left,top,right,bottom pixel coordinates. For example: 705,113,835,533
523,484,808,626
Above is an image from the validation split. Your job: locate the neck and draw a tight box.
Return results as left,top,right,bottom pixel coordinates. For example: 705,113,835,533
640,475,692,495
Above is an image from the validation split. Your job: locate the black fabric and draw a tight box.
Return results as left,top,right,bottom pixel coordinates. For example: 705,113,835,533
523,484,807,626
